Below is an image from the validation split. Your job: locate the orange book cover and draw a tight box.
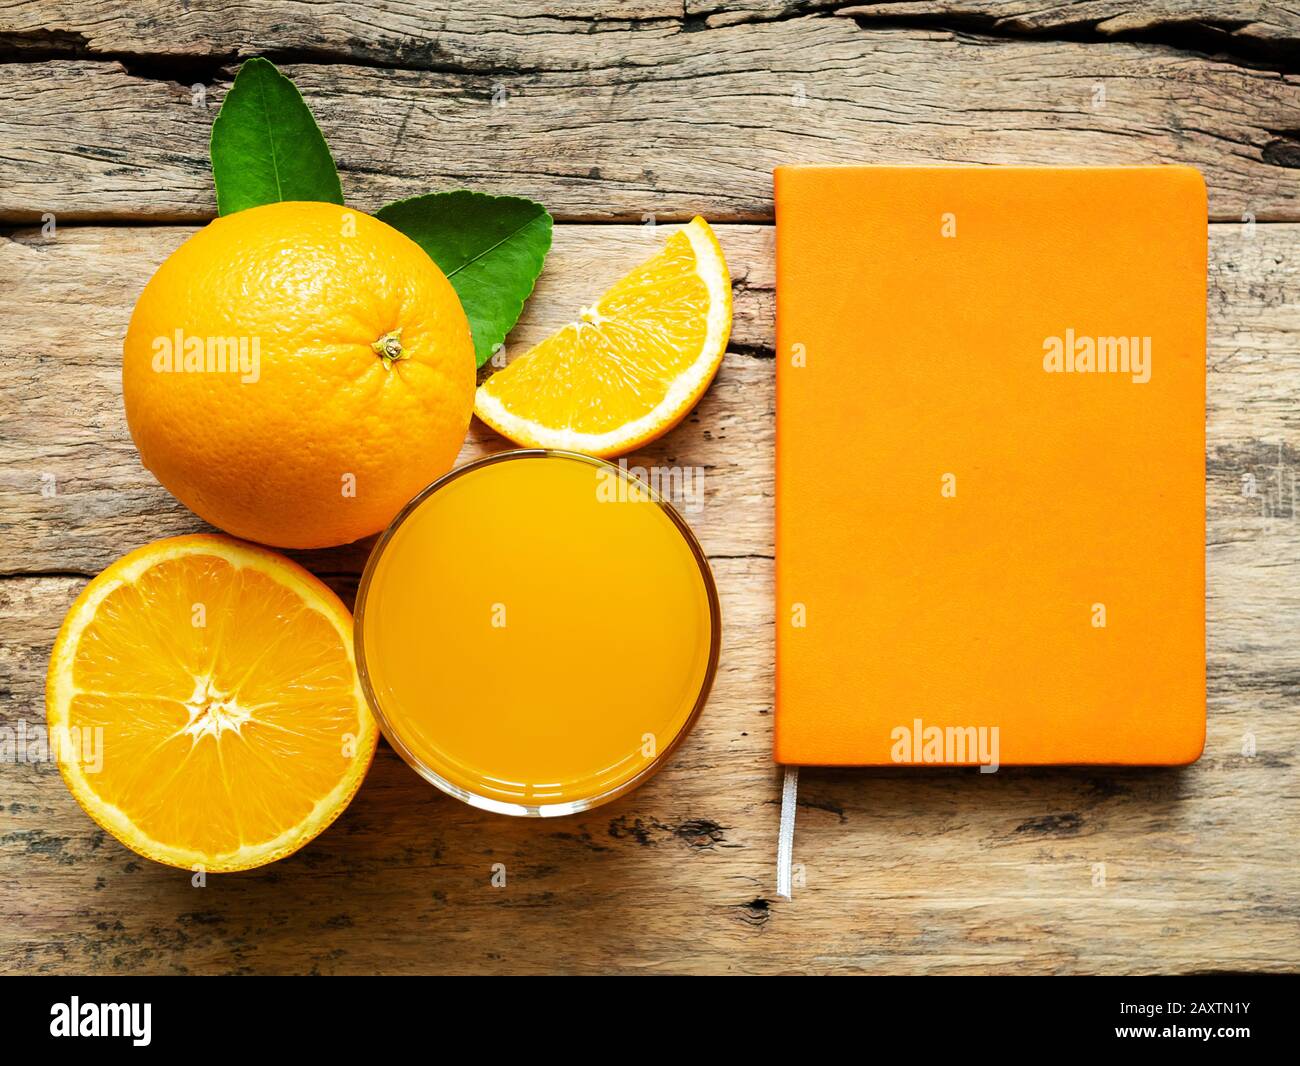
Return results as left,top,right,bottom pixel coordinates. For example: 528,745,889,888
774,166,1206,768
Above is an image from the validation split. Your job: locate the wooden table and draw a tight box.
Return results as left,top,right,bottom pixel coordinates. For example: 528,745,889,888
2,2,1299,976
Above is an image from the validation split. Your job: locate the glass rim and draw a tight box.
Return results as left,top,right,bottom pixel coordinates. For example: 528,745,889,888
353,448,723,818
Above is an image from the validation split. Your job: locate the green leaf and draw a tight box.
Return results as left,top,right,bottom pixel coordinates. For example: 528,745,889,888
377,191,553,367
210,58,344,216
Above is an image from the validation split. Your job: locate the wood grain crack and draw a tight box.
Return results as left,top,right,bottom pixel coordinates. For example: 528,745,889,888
836,6,1300,74
1262,128,1300,167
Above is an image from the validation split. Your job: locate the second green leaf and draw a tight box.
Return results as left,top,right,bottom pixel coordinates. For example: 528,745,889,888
378,191,553,368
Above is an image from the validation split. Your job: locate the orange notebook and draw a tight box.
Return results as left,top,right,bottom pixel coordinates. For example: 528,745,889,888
774,166,1206,769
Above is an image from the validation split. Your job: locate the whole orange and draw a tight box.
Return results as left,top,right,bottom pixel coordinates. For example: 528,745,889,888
123,201,475,548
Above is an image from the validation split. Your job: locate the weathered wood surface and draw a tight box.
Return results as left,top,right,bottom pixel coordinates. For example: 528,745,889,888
2,218,1299,974
2,4,1299,975
8,1,1297,57
2,11,1299,222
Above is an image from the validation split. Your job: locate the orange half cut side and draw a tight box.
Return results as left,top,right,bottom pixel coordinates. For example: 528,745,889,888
45,534,378,872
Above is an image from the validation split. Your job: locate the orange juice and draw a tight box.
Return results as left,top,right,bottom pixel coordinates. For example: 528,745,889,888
355,450,720,815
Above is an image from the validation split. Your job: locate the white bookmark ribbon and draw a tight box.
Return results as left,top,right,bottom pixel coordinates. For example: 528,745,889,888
776,766,799,899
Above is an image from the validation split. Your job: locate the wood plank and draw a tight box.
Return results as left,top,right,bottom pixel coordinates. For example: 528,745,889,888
1,12,1298,223
0,223,775,574
715,1,1300,53
2,221,1296,574
2,544,1298,974
0,0,686,56
9,1,1296,61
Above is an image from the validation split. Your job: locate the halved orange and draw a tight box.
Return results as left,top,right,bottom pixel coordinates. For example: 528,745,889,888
45,534,377,872
474,216,732,457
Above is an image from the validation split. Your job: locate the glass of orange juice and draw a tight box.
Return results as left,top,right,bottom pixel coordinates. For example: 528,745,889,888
354,450,720,816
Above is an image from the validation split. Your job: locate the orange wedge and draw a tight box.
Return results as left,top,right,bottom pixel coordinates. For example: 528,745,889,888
474,215,732,457
45,534,377,872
